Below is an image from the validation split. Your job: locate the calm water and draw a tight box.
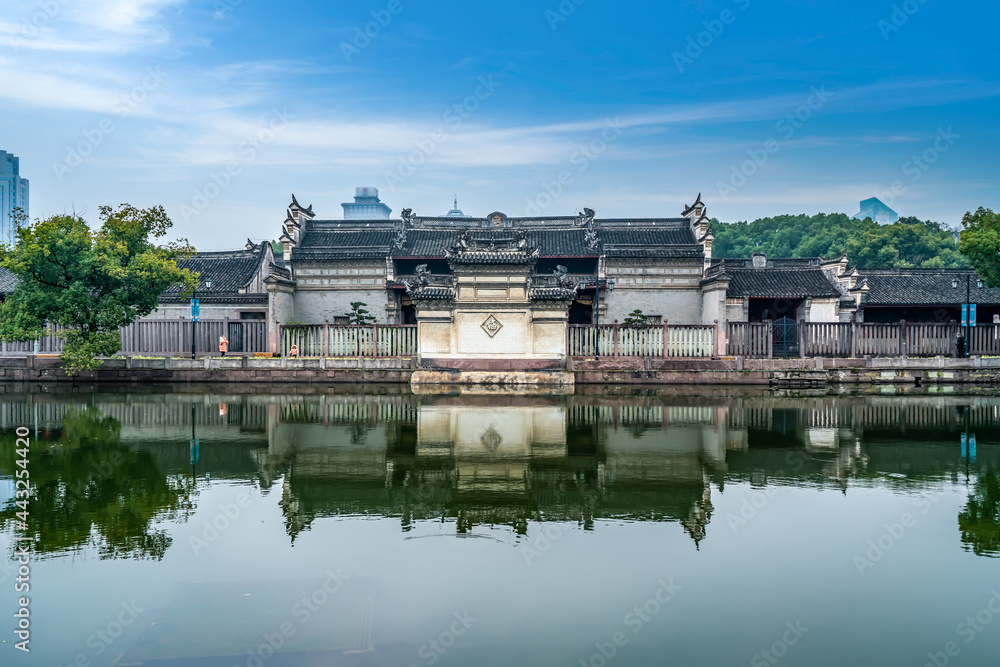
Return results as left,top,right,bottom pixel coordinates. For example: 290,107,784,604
1,384,998,667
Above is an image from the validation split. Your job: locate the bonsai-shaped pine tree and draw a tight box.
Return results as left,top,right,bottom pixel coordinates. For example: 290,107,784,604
622,309,649,325
348,301,376,325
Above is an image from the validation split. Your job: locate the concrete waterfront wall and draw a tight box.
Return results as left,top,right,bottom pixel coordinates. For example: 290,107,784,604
2,355,1000,385
0,355,415,384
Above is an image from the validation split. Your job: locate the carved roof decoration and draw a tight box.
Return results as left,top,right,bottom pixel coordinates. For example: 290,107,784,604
445,229,541,265
289,194,314,217
682,193,704,217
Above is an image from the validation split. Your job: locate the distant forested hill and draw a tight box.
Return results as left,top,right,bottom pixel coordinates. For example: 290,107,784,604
711,213,967,268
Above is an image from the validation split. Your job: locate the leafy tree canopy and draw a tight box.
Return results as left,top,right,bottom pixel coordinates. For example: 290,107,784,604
958,467,1000,558
0,205,196,370
0,409,195,560
712,213,967,268
958,207,1000,287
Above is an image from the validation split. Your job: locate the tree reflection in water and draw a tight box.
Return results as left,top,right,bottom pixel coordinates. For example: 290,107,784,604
959,468,1000,558
0,408,195,560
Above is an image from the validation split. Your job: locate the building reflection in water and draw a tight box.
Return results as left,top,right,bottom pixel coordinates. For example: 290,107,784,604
1,388,998,557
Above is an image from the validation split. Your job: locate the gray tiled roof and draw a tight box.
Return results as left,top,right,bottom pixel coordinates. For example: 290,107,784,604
295,221,699,260
711,258,842,298
859,269,1000,306
0,266,17,294
165,246,266,295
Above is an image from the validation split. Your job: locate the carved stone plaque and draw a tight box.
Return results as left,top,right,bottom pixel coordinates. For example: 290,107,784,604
481,314,503,338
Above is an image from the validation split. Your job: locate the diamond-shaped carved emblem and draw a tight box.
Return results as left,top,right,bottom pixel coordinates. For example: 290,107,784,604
481,314,503,337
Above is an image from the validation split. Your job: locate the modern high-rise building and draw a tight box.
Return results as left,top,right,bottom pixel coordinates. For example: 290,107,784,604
0,150,29,244
853,197,897,224
341,187,391,220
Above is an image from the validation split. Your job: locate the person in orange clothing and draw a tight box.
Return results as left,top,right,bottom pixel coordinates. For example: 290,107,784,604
219,335,229,356
289,344,299,357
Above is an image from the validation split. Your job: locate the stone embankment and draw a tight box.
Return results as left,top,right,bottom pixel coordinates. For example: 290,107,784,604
1,355,999,385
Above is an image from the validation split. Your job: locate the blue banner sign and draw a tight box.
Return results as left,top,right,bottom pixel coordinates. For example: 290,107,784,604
961,434,977,462
961,304,978,327
191,298,200,322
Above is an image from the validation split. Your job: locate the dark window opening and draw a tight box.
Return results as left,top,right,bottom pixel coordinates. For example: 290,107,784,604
569,299,593,325
536,258,598,275
394,259,451,276
748,298,803,322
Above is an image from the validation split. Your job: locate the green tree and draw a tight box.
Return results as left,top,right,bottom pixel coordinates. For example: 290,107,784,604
0,408,195,560
0,205,196,370
712,213,968,268
622,309,649,325
958,468,1000,558
958,207,1000,287
347,301,376,325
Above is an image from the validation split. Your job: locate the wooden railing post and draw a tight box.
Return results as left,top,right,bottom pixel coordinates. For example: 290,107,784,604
613,320,620,357
323,320,330,358
372,322,379,357
663,320,669,358
799,320,807,358
899,319,907,356
713,319,720,357
767,321,774,358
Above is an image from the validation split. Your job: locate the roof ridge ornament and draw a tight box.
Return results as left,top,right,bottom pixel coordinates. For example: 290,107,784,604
582,210,600,250
393,217,409,250
682,192,704,217
289,194,314,216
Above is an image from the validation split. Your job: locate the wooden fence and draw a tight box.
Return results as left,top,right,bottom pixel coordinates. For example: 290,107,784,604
279,324,417,357
0,319,267,356
727,321,1000,358
567,323,716,358
726,323,772,358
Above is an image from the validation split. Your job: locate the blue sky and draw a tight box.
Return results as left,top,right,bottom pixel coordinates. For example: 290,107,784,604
1,0,997,248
